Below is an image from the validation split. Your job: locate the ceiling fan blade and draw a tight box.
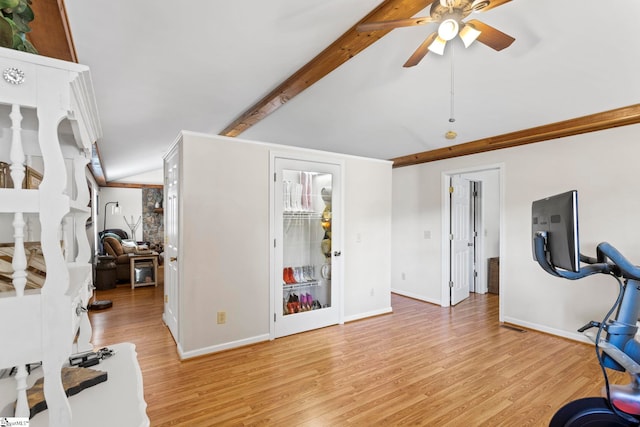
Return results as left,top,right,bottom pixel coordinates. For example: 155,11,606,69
466,19,515,51
403,32,438,68
473,0,512,12
357,16,436,32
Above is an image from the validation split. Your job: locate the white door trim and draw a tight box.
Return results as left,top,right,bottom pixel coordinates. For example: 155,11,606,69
269,151,345,340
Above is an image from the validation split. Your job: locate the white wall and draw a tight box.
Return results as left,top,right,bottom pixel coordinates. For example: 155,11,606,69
392,123,640,341
175,132,392,357
343,155,393,320
391,163,444,304
98,187,143,241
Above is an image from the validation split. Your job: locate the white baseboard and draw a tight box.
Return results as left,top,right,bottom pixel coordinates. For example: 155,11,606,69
344,306,393,323
391,288,441,306
501,316,589,344
177,334,271,360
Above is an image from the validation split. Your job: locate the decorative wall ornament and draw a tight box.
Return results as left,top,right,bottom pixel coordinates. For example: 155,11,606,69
3,67,24,85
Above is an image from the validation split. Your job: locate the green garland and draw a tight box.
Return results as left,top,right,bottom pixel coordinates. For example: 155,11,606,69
0,0,37,53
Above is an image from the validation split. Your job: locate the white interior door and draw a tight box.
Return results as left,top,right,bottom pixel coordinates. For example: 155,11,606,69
163,148,179,342
272,157,341,338
450,175,472,305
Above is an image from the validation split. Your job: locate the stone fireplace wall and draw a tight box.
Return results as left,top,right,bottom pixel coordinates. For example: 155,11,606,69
142,187,163,250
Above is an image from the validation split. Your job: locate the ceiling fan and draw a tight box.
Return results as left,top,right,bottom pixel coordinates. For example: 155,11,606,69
357,0,515,67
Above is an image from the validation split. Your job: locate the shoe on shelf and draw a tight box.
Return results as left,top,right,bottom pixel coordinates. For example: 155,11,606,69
283,181,292,211
302,265,312,282
293,294,300,313
286,294,294,314
285,267,296,284
294,183,303,211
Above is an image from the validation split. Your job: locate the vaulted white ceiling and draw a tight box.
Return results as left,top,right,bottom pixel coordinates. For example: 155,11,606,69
63,0,640,183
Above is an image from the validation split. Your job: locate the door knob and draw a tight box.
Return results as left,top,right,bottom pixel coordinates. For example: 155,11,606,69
333,251,342,257
170,256,177,262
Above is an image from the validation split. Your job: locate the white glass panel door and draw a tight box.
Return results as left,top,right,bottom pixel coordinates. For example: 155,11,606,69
273,157,341,338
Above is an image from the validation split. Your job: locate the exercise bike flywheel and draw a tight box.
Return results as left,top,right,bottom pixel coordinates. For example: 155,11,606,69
549,397,639,426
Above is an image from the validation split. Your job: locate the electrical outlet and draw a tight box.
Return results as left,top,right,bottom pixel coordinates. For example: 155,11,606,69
164,295,168,303
370,288,374,296
401,272,406,280
217,311,226,324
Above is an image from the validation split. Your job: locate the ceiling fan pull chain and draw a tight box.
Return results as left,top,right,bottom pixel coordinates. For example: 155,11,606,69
449,43,455,123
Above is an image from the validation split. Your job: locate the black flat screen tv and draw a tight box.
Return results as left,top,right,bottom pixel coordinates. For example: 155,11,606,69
531,190,580,272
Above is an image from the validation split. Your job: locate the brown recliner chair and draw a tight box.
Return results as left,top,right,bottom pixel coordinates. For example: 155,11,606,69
102,235,133,281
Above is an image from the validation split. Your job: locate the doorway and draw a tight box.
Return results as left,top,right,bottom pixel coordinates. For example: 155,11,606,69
442,166,502,309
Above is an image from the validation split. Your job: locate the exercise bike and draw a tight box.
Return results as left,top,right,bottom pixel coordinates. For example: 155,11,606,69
533,191,640,426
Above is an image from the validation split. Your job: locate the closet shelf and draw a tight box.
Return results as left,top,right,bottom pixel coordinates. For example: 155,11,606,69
283,211,321,219
283,281,320,290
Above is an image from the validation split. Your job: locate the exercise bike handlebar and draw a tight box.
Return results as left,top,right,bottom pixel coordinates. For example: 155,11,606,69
533,233,611,279
595,242,640,281
534,233,640,280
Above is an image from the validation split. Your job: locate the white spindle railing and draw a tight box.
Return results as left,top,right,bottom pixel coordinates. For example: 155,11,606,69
14,364,28,418
8,103,30,419
9,104,27,298
38,71,74,426
74,155,91,264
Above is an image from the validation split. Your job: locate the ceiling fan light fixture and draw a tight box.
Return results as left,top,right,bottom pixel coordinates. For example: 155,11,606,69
427,36,447,55
437,19,459,41
459,23,481,48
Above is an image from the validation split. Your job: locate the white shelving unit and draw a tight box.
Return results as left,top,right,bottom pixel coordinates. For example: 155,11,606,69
0,48,147,426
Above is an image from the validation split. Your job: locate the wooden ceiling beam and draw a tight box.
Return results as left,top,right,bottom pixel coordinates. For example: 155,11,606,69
219,0,433,137
28,0,77,62
101,182,163,189
391,104,640,167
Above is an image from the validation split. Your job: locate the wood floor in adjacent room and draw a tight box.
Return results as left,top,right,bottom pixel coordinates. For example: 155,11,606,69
89,273,623,426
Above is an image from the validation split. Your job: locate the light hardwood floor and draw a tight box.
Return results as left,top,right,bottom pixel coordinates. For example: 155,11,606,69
88,272,624,426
